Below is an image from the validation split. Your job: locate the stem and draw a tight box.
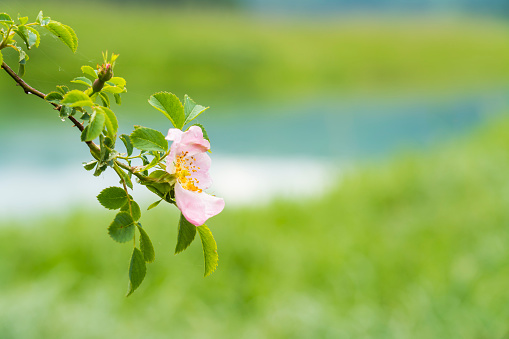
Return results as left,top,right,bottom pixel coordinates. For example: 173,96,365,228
0,60,130,173
0,26,13,50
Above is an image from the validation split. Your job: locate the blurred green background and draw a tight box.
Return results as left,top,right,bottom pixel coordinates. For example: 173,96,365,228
1,0,509,337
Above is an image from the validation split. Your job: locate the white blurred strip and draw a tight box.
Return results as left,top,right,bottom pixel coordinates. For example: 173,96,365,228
0,156,339,218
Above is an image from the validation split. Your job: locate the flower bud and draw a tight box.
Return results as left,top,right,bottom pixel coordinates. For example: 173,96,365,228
92,78,104,93
97,63,113,82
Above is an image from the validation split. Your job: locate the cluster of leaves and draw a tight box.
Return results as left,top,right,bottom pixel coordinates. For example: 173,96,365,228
0,11,76,75
1,11,220,296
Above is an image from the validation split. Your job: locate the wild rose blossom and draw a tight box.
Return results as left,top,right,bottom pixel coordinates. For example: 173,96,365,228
165,126,225,226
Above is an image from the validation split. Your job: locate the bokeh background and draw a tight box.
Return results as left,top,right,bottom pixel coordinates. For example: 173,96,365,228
1,0,509,337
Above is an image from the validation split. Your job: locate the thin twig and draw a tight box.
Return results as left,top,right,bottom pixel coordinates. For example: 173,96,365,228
1,60,138,174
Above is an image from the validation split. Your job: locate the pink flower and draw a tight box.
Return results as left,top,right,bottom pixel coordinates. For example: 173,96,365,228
165,126,225,226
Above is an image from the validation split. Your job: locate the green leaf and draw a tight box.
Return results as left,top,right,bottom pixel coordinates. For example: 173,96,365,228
59,105,72,119
197,225,218,277
0,51,3,67
82,160,97,171
14,25,38,49
81,65,97,79
71,76,92,87
18,64,25,77
138,225,155,263
183,95,209,126
114,93,122,105
25,26,40,48
44,20,77,52
97,186,128,210
102,85,124,94
35,11,50,26
85,109,106,141
121,200,141,221
0,13,14,24
119,134,133,156
147,199,162,210
14,26,31,49
148,92,185,129
98,92,110,107
108,77,126,88
17,49,27,77
130,127,168,152
44,91,63,104
56,85,69,95
108,212,135,243
127,248,146,297
175,214,197,254
18,16,28,25
114,164,134,190
190,123,210,142
61,90,94,107
97,106,118,140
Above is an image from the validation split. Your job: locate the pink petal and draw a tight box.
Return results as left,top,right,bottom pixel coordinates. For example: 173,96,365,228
180,126,210,150
165,128,183,142
175,182,225,226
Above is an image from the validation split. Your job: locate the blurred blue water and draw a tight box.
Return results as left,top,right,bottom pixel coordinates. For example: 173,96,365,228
202,91,507,161
0,91,507,168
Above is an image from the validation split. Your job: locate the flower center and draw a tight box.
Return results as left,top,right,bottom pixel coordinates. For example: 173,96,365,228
174,151,202,192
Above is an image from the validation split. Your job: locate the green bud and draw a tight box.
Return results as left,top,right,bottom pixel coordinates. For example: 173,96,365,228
97,63,113,82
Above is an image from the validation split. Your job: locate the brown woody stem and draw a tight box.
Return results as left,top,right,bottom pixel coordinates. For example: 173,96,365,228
1,60,138,175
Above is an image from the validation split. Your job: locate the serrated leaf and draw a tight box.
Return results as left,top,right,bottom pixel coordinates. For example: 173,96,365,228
197,225,218,277
63,23,77,51
119,134,133,156
175,213,197,254
183,95,209,126
81,65,97,79
108,212,135,243
18,16,28,25
81,126,89,141
45,20,77,52
82,160,97,171
138,225,155,263
127,248,146,296
56,85,69,95
98,92,110,107
14,26,31,49
59,105,72,119
130,127,168,152
147,199,162,210
71,76,92,87
121,200,141,221
85,109,106,141
61,90,94,107
25,26,40,48
44,91,63,104
148,92,185,129
190,123,210,142
0,13,14,24
35,11,50,26
97,186,128,210
102,85,124,94
108,77,126,88
97,106,118,140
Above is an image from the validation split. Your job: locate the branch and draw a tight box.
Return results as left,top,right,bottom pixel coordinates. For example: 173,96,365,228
1,61,138,174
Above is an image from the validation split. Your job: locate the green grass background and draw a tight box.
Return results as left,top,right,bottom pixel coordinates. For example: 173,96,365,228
1,116,509,337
